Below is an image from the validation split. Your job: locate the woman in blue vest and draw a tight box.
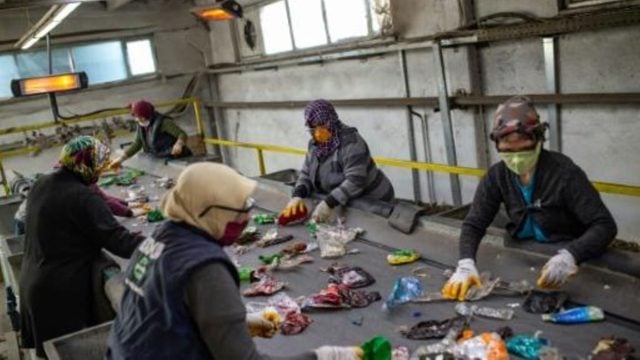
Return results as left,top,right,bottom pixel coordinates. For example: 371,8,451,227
107,162,361,360
109,100,190,168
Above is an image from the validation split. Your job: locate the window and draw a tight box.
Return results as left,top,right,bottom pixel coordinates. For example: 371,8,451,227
73,41,128,84
126,40,156,76
258,0,383,55
0,38,157,99
260,1,293,55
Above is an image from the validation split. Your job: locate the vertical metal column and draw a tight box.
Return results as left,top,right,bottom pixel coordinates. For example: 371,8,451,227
432,41,462,206
543,37,561,152
46,34,60,122
399,50,422,204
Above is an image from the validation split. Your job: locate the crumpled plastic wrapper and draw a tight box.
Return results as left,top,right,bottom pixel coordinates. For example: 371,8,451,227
384,276,423,310
243,275,286,297
326,264,375,288
316,224,364,258
522,290,568,314
453,332,508,360
409,319,467,360
506,334,550,360
455,302,514,320
303,283,381,310
401,316,467,340
592,336,635,360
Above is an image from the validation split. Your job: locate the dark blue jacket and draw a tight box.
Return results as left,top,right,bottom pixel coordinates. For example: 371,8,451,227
107,221,239,360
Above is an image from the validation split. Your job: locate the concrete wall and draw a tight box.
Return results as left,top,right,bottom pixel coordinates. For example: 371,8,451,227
0,1,207,180
208,1,640,242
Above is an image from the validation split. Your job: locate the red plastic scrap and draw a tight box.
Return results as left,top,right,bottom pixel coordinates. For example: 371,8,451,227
280,312,313,335
242,275,286,297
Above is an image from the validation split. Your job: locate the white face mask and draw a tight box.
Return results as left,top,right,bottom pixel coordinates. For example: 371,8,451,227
137,119,150,128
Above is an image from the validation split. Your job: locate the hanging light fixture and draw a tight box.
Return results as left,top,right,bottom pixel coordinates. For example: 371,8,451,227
11,72,88,97
191,0,243,21
14,3,82,50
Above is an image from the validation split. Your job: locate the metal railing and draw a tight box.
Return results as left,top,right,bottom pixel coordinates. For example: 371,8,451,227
1,96,638,199
0,97,204,194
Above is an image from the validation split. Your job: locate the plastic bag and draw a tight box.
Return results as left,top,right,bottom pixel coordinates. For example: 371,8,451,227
361,336,392,360
383,276,423,310
387,249,421,265
316,224,363,258
522,290,568,314
506,334,549,360
455,302,514,320
401,317,466,340
453,332,508,360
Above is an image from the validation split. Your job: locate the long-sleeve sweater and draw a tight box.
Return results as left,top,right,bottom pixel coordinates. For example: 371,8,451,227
459,149,617,264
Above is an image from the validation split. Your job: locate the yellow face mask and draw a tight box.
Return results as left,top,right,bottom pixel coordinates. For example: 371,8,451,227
313,127,332,144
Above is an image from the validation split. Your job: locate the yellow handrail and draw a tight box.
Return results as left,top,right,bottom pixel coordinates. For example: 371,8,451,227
204,137,640,198
0,97,205,195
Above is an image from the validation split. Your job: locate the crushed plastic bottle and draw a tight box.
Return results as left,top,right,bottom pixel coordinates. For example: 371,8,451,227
455,303,514,320
542,306,604,324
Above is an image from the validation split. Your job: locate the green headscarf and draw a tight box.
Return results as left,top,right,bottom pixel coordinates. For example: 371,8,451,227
59,136,111,184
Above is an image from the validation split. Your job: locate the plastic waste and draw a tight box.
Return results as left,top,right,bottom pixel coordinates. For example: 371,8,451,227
361,336,392,360
453,332,508,360
315,224,363,258
146,208,164,222
238,266,255,283
506,334,549,360
592,336,636,360
387,249,421,265
401,316,467,340
392,346,410,360
455,302,514,320
542,306,604,324
383,276,423,310
253,213,276,224
522,290,568,314
409,319,466,360
538,346,563,360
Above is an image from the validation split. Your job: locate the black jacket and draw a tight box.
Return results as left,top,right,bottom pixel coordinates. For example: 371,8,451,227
19,169,144,357
460,149,617,264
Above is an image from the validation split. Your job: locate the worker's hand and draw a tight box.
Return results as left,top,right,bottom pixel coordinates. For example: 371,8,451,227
315,346,363,360
441,258,481,301
280,197,307,218
170,140,184,156
246,310,279,338
311,200,333,223
108,157,124,171
537,249,578,289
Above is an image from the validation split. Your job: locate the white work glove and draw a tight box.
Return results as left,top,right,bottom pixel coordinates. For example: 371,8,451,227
311,200,333,223
171,140,184,156
537,249,578,289
441,258,481,301
246,309,279,338
314,346,363,360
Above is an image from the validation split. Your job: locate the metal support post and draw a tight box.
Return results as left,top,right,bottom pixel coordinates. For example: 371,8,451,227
543,37,561,152
399,50,422,204
432,41,462,206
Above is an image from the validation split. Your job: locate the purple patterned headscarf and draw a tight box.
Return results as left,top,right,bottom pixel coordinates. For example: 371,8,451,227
304,99,341,159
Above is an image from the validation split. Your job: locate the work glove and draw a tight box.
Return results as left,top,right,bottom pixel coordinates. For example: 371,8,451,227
171,140,184,156
441,258,481,301
108,157,125,171
280,197,307,218
537,249,578,289
246,308,280,338
311,200,333,223
314,346,363,360
130,206,151,218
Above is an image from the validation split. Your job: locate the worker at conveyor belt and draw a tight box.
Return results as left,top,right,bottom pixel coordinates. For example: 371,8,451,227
109,99,190,169
19,136,146,358
442,96,617,301
108,163,362,360
280,99,395,223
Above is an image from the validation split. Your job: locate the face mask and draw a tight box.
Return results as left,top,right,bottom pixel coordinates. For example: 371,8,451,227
313,127,332,144
218,219,249,246
499,142,541,175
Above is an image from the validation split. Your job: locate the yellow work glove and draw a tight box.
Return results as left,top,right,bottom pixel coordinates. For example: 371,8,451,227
246,308,280,338
441,258,481,301
280,197,307,218
537,249,578,289
314,346,363,360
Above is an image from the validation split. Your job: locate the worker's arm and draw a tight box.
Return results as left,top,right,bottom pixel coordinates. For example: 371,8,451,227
563,168,617,263
185,262,315,360
324,137,371,207
123,133,143,159
292,144,314,199
79,191,144,257
459,169,503,260
161,117,188,143
89,184,132,217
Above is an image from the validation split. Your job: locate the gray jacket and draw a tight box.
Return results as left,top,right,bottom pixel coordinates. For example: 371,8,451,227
293,126,394,208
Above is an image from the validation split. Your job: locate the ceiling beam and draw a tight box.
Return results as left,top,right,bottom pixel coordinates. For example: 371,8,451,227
106,0,133,11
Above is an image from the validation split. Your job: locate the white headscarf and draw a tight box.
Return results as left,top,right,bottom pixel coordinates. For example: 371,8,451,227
161,163,256,239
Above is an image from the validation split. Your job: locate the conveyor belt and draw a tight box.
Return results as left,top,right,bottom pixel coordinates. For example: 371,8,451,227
240,207,640,358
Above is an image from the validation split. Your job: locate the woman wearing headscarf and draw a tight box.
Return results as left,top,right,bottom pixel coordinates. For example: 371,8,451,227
108,162,362,360
280,99,395,223
19,136,145,358
109,99,190,169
